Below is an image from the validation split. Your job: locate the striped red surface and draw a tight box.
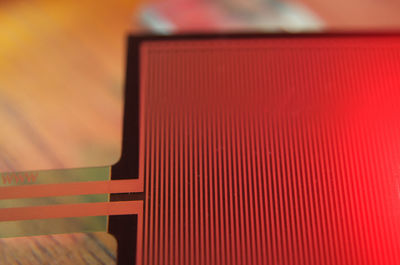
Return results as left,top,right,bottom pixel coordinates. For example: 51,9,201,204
138,36,400,265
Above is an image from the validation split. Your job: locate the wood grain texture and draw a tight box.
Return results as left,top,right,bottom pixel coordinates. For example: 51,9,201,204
0,232,117,265
0,0,143,172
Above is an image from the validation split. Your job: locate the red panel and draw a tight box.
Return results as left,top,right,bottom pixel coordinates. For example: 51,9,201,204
139,36,400,265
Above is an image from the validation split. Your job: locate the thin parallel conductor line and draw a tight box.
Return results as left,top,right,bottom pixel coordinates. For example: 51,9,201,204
159,51,167,265
199,51,207,265
276,107,293,264
295,67,318,265
173,50,180,265
280,112,297,264
143,49,156,265
205,108,216,264
317,118,339,265
283,62,307,264
322,55,345,265
252,105,268,264
247,110,263,265
280,50,301,264
299,51,319,264
331,112,355,263
202,55,211,265
193,52,206,265
207,109,216,265
264,111,279,265
223,52,234,264
179,103,184,265
220,109,232,265
211,106,222,265
147,108,157,265
235,108,247,265
305,114,325,264
312,50,336,265
149,50,162,264
259,111,273,265
350,51,376,264
255,52,268,265
217,107,227,265
351,113,377,264
325,114,348,263
290,50,306,264
334,51,359,263
189,92,196,265
159,106,166,265
184,110,190,265
239,110,253,265
203,109,212,265
306,51,327,264
189,107,195,265
341,116,365,264
303,115,320,265
193,109,200,265
272,112,286,265
214,53,225,265
247,59,262,263
231,109,243,265
154,51,163,265
212,52,224,265
270,60,288,264
244,53,261,265
199,109,206,265
160,51,170,265
174,104,180,265
348,54,371,264
180,53,187,265
225,110,237,265
165,111,171,265
153,109,162,265
173,49,183,264
309,116,332,265
282,52,298,264
143,93,151,265
293,115,312,265
230,56,244,265
317,50,340,261
247,49,263,265
285,115,304,264
334,55,362,263
246,112,258,265
297,116,313,265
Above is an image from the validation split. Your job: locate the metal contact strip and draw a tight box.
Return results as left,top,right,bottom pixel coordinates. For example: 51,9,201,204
0,179,144,200
0,201,143,221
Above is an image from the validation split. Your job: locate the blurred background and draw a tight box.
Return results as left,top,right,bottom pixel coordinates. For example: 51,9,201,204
1,0,400,173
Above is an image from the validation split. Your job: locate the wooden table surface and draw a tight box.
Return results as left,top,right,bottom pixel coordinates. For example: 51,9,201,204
0,0,142,173
0,232,117,265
